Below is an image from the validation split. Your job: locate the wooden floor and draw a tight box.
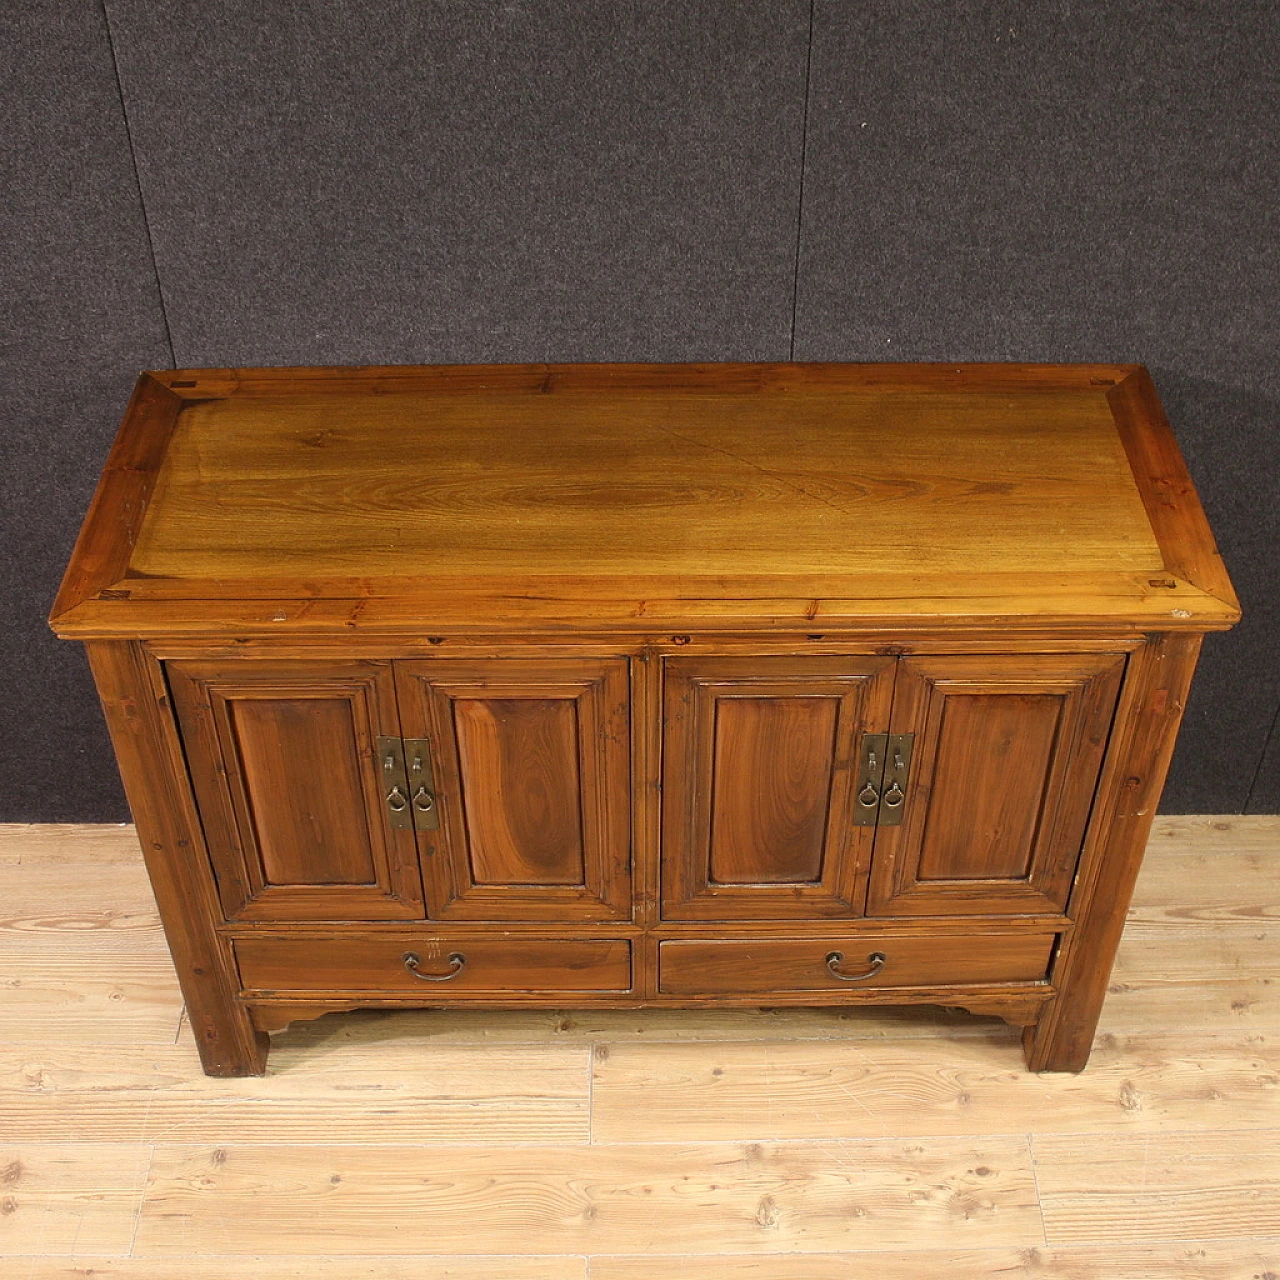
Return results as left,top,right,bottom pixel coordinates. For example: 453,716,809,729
2,817,1278,1278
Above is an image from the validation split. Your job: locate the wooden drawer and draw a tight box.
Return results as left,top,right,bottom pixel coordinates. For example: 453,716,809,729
658,933,1055,996
235,934,632,995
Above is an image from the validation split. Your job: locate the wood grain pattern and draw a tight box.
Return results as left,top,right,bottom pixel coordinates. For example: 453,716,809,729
49,363,1240,636
127,382,1158,580
85,642,268,1076
234,934,633,996
16,1260,588,1279
48,372,182,623
395,658,631,922
590,1243,1280,1280
0,1042,591,1145
868,652,1125,918
167,659,423,921
1108,369,1240,612
131,1137,1042,1255
1,826,158,934
657,933,1055,995
1035,1129,1280,1243
0,936,183,1046
1122,847,1280,929
0,1143,151,1257
3,818,1279,1271
453,697,585,886
590,1030,1280,1143
661,656,895,921
1099,932,1280,1031
1026,634,1204,1071
709,695,841,885
916,692,1063,880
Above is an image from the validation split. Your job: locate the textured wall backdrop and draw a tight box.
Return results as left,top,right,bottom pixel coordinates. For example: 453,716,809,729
3,0,1277,819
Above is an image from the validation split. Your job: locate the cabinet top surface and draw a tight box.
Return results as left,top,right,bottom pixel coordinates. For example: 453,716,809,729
52,363,1239,637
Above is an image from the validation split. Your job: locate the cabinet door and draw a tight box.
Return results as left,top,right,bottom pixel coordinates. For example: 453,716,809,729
168,660,424,921
661,656,896,921
394,658,631,921
866,653,1125,917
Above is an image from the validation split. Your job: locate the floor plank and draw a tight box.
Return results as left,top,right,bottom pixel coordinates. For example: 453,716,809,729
0,938,183,1046
1126,847,1280,929
0,1041,591,1144
15,1258,586,1279
2,818,1278,1272
591,1241,1280,1279
589,1030,1280,1143
0,824,143,865
1034,1129,1280,1244
1099,932,1280,1031
132,1138,1042,1255
1141,815,1280,854
0,1144,151,1258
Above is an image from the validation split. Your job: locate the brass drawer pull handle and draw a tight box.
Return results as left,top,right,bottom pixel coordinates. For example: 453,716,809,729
386,785,409,813
412,785,436,814
825,950,886,982
882,781,905,808
857,781,880,808
403,950,466,982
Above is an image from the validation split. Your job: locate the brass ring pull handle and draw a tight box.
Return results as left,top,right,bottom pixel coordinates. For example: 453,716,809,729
882,781,905,808
825,950,887,982
857,782,880,808
403,951,465,982
386,785,409,812
412,786,436,814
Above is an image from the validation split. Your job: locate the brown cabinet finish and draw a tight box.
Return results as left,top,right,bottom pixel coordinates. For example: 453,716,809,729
168,660,423,921
866,653,1127,918
235,934,633,998
52,363,1238,1075
656,934,1058,997
394,657,632,921
660,656,895,921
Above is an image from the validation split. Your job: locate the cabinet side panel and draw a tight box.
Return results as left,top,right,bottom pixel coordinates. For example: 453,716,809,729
83,640,267,1076
1025,632,1204,1071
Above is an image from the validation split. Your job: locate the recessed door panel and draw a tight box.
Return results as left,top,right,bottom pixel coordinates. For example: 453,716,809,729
709,694,841,885
168,660,424,921
395,658,631,921
866,653,1125,916
661,656,896,921
452,696,586,886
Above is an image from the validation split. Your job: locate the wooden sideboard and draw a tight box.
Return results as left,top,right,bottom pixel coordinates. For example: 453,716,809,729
51,362,1238,1075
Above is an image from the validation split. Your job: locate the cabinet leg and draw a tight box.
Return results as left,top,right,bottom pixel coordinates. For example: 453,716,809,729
1021,1002,1096,1073
86,641,272,1078
188,1004,270,1077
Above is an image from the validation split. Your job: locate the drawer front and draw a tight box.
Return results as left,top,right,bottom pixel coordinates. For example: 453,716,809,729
235,934,632,995
658,933,1055,995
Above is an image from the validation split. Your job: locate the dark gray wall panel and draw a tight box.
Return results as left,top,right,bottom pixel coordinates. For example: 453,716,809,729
795,0,1280,812
1248,707,1280,814
1,1,172,820
106,0,809,367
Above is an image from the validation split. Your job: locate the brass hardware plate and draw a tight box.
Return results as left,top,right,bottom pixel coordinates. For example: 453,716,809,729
853,733,889,826
377,735,413,830
878,732,914,827
404,738,441,831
